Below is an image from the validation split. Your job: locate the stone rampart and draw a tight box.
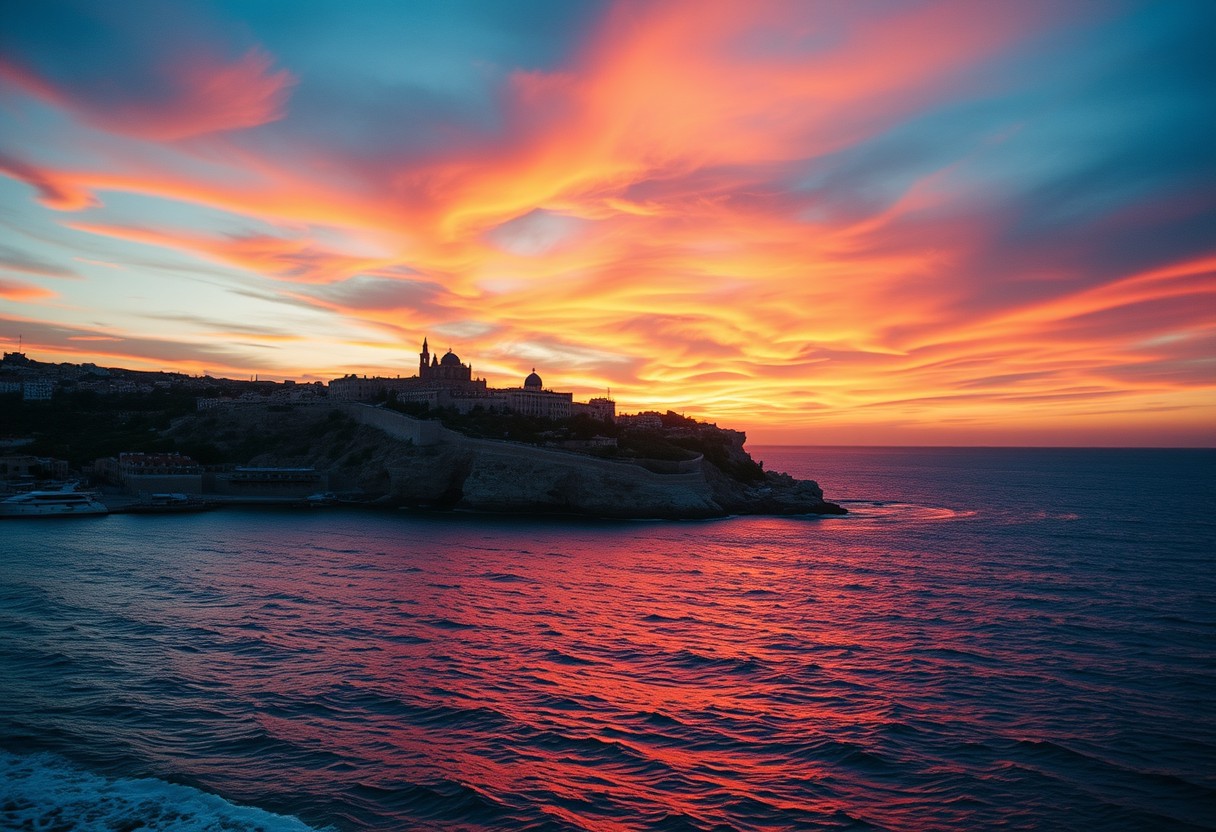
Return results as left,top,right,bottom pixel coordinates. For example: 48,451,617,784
344,403,705,481
339,403,443,445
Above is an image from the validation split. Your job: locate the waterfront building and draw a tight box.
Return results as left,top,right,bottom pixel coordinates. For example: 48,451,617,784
213,467,323,497
116,452,204,495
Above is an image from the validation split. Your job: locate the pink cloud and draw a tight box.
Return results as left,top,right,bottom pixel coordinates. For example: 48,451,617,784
0,151,99,210
64,222,376,284
0,48,293,141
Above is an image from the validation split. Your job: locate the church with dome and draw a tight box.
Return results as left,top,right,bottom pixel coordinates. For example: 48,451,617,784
328,338,615,423
418,338,475,383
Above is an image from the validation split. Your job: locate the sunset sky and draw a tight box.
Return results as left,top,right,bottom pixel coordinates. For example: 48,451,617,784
1,0,1213,445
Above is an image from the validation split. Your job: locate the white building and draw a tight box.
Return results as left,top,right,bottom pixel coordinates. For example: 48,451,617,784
21,380,54,401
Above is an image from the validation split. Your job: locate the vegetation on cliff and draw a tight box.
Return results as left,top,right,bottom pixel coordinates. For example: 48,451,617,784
379,397,767,483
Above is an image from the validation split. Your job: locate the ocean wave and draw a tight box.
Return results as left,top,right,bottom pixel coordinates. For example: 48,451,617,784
479,571,533,583
344,778,507,825
664,648,767,676
835,500,977,523
0,749,328,832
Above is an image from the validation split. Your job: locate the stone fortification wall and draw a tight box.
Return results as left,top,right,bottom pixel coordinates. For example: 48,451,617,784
343,403,704,479
339,403,443,446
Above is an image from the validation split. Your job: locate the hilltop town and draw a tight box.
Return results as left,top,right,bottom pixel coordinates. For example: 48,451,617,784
0,345,844,518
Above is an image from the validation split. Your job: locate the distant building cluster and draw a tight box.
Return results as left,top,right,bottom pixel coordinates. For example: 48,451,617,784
195,380,327,410
2,350,199,400
2,344,629,425
0,350,334,410
617,411,664,430
329,339,616,423
1,351,76,400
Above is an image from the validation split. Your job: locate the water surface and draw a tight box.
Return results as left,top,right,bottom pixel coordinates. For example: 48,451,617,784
2,447,1213,830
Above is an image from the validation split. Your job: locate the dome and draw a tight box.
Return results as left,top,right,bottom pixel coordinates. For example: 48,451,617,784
440,351,462,367
524,370,542,389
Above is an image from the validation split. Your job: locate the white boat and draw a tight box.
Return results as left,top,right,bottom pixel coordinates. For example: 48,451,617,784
303,492,339,507
0,489,109,517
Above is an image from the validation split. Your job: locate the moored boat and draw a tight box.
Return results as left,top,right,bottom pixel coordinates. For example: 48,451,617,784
0,489,109,518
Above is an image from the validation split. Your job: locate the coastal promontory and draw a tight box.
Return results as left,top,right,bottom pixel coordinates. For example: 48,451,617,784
168,403,847,519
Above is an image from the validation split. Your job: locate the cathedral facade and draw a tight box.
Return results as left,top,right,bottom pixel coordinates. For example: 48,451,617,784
328,338,613,423
418,338,474,383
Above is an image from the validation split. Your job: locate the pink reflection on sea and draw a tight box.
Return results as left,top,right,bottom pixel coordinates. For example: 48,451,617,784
5,446,1212,831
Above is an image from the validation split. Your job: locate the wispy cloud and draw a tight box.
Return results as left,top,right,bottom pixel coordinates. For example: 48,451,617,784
0,152,99,211
0,279,56,301
0,0,1212,444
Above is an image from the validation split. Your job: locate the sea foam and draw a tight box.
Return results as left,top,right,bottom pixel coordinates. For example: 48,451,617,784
0,749,326,832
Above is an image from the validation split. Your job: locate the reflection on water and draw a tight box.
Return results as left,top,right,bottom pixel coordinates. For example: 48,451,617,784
1,448,1213,831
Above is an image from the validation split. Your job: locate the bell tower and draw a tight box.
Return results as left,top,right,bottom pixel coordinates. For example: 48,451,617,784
419,337,430,379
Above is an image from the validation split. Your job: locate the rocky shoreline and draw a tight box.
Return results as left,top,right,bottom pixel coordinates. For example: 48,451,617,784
381,437,846,520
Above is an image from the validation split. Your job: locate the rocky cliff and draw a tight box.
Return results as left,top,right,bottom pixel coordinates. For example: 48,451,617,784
384,441,844,518
385,443,704,518
167,404,846,519
367,414,847,518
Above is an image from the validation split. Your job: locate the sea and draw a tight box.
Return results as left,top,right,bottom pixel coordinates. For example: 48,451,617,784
1,446,1213,832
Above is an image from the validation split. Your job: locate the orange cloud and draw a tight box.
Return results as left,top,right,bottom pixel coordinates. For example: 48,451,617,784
0,152,99,210
430,0,1051,238
1,1,1211,446
0,279,56,301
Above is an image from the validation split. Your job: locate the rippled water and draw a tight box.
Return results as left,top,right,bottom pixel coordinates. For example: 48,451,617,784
1,447,1213,831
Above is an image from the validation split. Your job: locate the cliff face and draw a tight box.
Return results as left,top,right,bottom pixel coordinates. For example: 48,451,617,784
167,404,845,519
706,465,846,516
680,426,843,514
388,443,725,518
384,434,844,519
